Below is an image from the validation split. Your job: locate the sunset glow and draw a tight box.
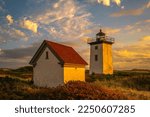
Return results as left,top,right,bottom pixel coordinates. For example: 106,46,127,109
0,0,150,70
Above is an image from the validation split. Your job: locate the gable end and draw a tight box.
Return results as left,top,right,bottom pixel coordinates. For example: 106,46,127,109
29,41,64,66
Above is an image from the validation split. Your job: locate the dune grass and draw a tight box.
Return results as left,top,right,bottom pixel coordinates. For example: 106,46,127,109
0,67,150,100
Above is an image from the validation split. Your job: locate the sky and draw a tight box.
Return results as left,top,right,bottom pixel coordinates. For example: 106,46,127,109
0,0,150,70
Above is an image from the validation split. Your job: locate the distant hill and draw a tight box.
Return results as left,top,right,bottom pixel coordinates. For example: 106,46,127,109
12,66,33,73
0,66,33,73
0,66,33,79
131,69,150,72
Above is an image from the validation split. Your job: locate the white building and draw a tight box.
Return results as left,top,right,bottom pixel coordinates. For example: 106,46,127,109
29,40,87,87
88,29,114,75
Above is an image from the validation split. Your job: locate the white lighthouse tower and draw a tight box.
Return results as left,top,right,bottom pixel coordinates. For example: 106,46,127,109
88,29,115,75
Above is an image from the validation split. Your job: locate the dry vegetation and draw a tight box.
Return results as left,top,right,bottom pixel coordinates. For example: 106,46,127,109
0,66,150,100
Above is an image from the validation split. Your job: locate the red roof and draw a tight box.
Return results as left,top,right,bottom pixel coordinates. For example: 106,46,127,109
45,40,87,65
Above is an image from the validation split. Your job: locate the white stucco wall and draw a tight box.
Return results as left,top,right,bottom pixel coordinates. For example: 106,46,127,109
89,43,113,74
33,47,63,87
89,44,103,74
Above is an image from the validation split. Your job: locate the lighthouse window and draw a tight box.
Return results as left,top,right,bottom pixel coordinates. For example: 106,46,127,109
95,55,98,61
46,51,49,59
95,46,98,50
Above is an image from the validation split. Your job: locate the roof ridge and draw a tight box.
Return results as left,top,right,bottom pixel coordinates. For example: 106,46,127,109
30,40,88,65
44,40,72,49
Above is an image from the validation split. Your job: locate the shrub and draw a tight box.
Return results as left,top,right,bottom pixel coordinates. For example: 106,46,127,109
50,81,128,100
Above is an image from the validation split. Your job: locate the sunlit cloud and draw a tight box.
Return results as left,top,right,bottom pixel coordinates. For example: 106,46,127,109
0,0,150,69
140,36,150,42
20,19,38,33
147,1,150,8
14,29,28,41
145,19,150,23
103,27,120,35
113,35,150,69
6,15,13,25
97,0,121,6
0,25,28,43
112,0,121,6
98,0,110,6
35,0,92,41
114,50,139,58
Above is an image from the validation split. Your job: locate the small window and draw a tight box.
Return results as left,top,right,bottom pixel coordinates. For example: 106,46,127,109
95,55,98,61
46,51,49,59
95,46,98,50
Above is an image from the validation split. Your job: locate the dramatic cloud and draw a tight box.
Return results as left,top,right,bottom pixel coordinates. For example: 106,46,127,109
98,0,110,6
0,0,149,69
111,2,150,17
20,19,38,33
35,0,92,40
6,15,14,25
97,0,121,6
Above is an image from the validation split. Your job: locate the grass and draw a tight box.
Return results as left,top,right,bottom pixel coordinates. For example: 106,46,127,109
0,77,128,100
0,66,150,100
93,80,150,100
86,70,150,99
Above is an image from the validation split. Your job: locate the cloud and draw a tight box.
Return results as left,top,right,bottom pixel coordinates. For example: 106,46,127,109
98,0,110,6
114,49,150,58
111,7,145,17
20,19,38,33
6,15,14,25
112,0,121,6
113,35,150,69
140,36,150,42
0,25,28,43
0,0,92,68
35,0,92,40
97,0,121,6
147,1,150,8
13,29,28,41
145,19,150,23
111,2,149,17
0,42,40,68
119,19,150,35
103,27,120,34
36,0,78,24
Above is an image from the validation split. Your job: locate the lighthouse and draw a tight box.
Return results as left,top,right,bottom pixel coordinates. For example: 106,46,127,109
88,29,115,75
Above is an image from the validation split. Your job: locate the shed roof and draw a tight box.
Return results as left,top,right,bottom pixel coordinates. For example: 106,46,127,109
29,40,88,65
